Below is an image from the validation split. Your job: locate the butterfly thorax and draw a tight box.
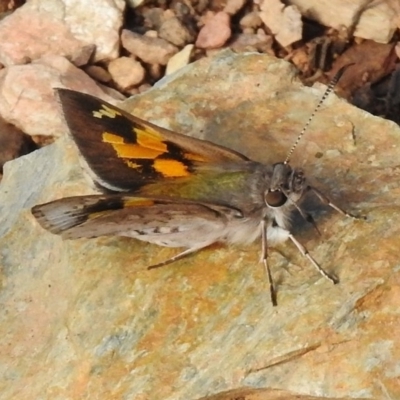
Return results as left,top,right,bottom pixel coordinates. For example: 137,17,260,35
219,162,307,247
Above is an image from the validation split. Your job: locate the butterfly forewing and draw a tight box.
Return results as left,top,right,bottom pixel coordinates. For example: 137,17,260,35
57,89,249,192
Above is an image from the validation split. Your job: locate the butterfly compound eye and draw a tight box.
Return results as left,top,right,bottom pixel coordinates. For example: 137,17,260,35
265,190,287,207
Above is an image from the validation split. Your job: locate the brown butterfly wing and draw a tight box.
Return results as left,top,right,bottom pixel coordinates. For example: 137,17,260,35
31,194,242,247
57,89,249,192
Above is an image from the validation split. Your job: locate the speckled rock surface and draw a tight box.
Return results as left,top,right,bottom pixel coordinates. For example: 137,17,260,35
1,51,399,399
0,0,124,64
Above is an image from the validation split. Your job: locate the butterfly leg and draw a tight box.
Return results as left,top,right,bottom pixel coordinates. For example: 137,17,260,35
307,185,365,220
261,220,278,307
290,201,322,236
281,186,322,236
288,233,339,284
147,245,211,270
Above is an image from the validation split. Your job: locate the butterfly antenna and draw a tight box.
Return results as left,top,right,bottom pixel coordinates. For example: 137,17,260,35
284,64,354,165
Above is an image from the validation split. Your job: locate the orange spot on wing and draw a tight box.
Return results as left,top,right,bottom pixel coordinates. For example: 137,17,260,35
153,159,189,177
113,143,164,158
102,132,125,144
135,128,167,152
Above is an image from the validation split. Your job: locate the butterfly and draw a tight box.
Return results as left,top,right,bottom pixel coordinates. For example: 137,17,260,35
32,66,360,306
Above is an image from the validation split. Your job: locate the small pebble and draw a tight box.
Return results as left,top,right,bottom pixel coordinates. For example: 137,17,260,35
121,30,179,65
108,56,146,90
159,16,195,47
195,12,231,49
223,0,246,16
166,44,194,75
239,11,262,29
84,65,112,83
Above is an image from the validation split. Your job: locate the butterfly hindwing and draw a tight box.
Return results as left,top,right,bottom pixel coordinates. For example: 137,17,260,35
31,195,242,246
57,89,249,192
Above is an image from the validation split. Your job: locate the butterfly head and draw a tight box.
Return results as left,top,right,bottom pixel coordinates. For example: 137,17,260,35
264,162,306,209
